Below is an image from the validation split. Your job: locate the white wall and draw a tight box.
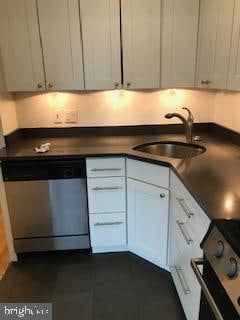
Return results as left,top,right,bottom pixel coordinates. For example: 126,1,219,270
15,89,215,128
0,93,18,135
213,91,240,133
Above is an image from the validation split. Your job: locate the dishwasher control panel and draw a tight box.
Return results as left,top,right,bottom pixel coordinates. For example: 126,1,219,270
2,159,86,181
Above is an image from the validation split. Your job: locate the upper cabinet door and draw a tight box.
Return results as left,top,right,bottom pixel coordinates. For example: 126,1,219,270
161,0,199,88
121,0,161,89
196,0,234,89
0,0,45,92
37,0,84,91
80,0,121,90
228,0,240,90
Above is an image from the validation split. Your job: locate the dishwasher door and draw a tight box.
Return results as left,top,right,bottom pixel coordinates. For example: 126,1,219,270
5,178,90,252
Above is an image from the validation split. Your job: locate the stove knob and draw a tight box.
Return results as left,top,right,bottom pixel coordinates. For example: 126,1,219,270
227,257,238,278
215,240,224,258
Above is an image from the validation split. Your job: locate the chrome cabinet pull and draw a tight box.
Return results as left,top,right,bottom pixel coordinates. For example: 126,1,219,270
126,82,131,88
191,258,224,320
201,80,211,85
37,83,43,89
92,186,123,191
176,197,194,218
176,220,193,245
174,265,190,295
91,168,122,172
114,82,119,88
94,221,123,226
48,83,54,88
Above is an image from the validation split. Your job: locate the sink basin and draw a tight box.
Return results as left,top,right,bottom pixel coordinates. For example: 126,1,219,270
133,141,206,159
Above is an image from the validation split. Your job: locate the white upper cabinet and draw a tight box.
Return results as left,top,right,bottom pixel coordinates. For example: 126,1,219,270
228,0,240,90
121,0,161,89
0,0,45,92
161,0,199,88
196,0,234,89
80,0,121,90
37,0,84,91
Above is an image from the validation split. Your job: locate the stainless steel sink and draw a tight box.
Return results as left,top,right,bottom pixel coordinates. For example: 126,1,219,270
133,141,206,159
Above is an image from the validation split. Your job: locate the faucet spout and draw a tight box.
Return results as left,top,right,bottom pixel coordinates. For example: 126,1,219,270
165,108,194,143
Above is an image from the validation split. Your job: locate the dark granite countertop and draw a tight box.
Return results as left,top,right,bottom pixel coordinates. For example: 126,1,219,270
0,132,239,221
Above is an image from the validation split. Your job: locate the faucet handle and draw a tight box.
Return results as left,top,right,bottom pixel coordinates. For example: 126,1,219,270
182,107,193,125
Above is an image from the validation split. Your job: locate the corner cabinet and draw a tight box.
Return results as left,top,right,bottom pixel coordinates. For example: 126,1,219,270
37,0,84,91
121,0,161,89
161,0,199,88
80,0,121,90
0,0,45,92
127,159,170,268
196,0,234,89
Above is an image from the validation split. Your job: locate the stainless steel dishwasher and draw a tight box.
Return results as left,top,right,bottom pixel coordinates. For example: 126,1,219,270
2,159,90,253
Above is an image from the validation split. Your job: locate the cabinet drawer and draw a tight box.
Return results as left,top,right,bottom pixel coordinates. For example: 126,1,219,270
170,171,210,243
89,213,126,247
87,177,126,213
170,263,201,320
127,158,169,188
174,194,210,243
171,197,203,259
170,233,201,320
86,157,125,177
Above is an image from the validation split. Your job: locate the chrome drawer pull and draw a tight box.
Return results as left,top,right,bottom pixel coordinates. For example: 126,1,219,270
174,265,190,295
91,168,122,172
92,186,123,191
176,197,194,218
94,221,124,226
191,258,224,320
176,220,193,245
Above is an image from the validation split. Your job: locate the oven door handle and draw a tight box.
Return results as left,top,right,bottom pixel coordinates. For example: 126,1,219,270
191,258,224,320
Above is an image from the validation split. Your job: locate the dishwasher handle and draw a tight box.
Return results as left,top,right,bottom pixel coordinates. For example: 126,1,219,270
191,258,224,320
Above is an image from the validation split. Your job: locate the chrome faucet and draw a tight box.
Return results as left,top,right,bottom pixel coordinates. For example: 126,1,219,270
165,107,194,143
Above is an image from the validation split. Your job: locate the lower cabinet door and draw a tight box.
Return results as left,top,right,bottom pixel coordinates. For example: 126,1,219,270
127,178,169,267
89,213,126,248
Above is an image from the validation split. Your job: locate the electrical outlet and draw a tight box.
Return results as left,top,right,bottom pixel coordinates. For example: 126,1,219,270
53,109,63,124
64,110,78,123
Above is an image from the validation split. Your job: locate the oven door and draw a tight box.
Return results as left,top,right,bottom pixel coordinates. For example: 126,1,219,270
191,258,240,320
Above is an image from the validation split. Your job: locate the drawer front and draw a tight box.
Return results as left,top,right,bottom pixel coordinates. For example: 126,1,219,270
170,171,210,243
87,177,126,213
170,233,201,320
86,157,125,177
170,197,203,259
174,192,210,243
127,158,169,188
170,264,200,320
89,213,126,247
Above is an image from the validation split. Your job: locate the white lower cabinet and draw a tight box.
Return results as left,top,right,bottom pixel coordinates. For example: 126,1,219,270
89,213,126,253
170,232,202,320
127,178,169,268
86,157,127,253
87,177,126,213
169,171,210,320
86,157,212,320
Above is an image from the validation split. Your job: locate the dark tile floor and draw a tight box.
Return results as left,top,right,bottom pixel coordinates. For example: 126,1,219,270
0,251,186,320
